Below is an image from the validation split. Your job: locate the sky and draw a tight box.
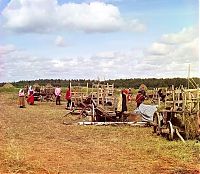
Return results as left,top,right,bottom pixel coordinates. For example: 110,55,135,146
0,0,199,82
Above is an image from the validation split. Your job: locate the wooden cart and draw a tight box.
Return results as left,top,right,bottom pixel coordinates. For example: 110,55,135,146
153,86,200,141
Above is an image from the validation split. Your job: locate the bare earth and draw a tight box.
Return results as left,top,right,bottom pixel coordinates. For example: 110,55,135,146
0,93,199,174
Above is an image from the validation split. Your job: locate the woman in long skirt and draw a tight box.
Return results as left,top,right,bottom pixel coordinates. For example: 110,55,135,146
19,89,25,108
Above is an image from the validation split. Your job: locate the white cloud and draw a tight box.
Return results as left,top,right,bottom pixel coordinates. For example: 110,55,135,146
161,26,198,44
0,46,140,82
143,26,199,77
147,42,174,55
55,35,66,47
2,0,145,33
0,25,198,82
0,44,16,56
122,19,146,32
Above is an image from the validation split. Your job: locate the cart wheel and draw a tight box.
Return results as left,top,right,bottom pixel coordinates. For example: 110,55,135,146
80,105,92,118
153,112,161,135
167,121,174,141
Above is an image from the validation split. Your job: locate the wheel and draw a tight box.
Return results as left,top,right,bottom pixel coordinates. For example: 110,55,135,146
153,112,161,135
167,121,174,141
80,105,92,118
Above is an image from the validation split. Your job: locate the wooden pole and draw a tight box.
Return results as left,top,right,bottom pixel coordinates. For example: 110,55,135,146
92,83,94,99
189,91,192,113
197,85,199,127
187,64,190,89
86,82,88,95
102,84,105,108
177,88,180,107
97,83,99,106
172,85,175,110
175,129,185,143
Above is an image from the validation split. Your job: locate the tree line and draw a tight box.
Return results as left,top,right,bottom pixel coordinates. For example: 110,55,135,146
1,77,199,89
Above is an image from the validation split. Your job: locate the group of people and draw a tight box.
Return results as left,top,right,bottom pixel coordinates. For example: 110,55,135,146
18,85,72,109
18,86,35,108
18,84,149,112
54,85,72,109
118,86,147,114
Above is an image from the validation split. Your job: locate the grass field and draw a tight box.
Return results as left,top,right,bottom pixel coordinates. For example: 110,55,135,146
0,91,199,174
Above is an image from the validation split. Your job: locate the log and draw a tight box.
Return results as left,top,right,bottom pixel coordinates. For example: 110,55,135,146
77,121,149,126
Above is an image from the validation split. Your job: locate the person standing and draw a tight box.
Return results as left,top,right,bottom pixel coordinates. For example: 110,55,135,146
158,88,166,102
127,88,132,102
65,86,72,109
18,89,25,108
135,90,145,108
122,89,128,113
55,85,61,105
27,86,34,105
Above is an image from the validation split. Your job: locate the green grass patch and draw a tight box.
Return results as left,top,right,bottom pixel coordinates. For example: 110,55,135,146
0,87,19,93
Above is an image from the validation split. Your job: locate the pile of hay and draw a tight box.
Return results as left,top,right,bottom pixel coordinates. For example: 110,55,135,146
184,113,199,139
33,83,40,92
3,83,14,88
46,83,53,88
177,112,199,139
139,84,147,91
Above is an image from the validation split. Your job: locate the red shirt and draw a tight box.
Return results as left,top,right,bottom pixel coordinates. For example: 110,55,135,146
136,93,145,104
65,89,71,100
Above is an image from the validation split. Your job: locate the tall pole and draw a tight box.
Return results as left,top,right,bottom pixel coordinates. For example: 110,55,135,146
86,82,88,95
187,64,190,89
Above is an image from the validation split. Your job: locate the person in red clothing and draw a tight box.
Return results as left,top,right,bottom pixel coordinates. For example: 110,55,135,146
27,86,34,105
127,88,132,102
136,90,145,108
65,86,72,109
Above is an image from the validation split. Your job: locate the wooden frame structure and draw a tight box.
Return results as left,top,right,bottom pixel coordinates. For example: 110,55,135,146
66,82,120,122
70,82,89,105
91,83,116,112
153,85,200,140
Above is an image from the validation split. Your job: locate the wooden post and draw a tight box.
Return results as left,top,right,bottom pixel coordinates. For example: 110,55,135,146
69,81,71,90
86,82,88,95
97,83,99,106
92,83,94,99
164,87,167,108
177,88,180,107
172,85,175,110
102,84,105,108
197,85,199,127
158,95,160,107
189,91,192,113
187,64,190,89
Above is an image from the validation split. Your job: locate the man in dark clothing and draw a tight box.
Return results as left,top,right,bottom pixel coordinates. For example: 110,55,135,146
158,89,166,102
122,89,128,112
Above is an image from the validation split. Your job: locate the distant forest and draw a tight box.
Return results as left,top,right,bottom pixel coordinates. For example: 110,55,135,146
1,78,200,89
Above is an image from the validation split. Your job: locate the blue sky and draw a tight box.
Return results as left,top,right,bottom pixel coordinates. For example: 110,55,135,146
0,0,199,82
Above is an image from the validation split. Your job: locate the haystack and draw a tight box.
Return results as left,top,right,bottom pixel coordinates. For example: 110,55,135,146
139,84,147,91
33,83,40,92
3,83,14,88
45,83,54,94
176,112,199,139
46,83,53,88
184,113,199,139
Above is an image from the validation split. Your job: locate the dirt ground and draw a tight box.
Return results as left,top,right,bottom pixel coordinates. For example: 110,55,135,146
0,92,199,174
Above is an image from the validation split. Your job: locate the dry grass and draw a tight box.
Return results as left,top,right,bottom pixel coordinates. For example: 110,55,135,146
0,92,199,174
